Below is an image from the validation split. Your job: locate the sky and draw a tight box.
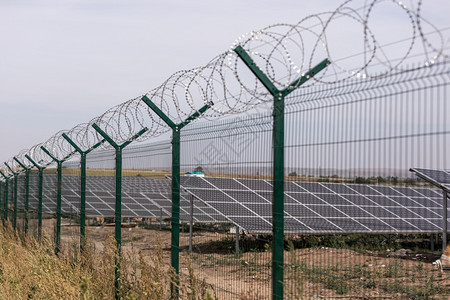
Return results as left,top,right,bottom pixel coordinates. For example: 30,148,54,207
0,0,449,164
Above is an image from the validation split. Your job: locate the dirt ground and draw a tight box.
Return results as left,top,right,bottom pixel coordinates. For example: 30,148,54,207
34,219,450,299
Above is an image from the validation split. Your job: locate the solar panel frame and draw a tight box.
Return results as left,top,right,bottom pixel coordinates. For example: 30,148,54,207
410,168,450,193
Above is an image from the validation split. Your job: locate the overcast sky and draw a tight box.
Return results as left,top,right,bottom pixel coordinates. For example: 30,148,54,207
0,0,449,163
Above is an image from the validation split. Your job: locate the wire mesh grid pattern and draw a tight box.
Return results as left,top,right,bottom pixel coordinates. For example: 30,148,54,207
0,1,450,298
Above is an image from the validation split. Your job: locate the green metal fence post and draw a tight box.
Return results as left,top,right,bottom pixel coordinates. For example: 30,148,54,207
4,179,8,223
272,93,286,300
62,133,104,253
24,169,30,234
0,172,9,223
113,146,122,300
13,173,17,230
40,146,75,254
141,95,213,298
25,155,45,241
14,157,30,235
0,181,4,225
92,123,148,300
234,45,329,300
13,174,18,230
79,152,87,248
91,124,121,300
40,147,62,254
13,176,17,230
171,127,180,292
0,181,3,222
4,163,18,231
38,169,43,240
5,179,8,223
0,179,4,223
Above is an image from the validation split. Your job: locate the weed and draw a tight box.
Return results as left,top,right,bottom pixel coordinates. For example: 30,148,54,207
325,275,350,295
365,278,376,289
285,241,305,299
416,261,424,273
239,282,261,300
0,222,221,299
384,260,404,278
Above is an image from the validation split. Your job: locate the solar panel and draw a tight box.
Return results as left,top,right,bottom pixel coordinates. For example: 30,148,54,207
410,168,450,192
16,173,448,233
180,176,447,234
21,174,226,223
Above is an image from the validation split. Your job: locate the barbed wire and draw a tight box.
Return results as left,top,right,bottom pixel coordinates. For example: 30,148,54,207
0,0,447,174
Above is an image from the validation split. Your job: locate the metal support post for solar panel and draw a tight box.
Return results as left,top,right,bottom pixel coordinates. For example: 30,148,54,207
14,157,30,234
92,123,148,300
443,191,448,251
234,45,329,300
4,163,18,231
160,208,163,230
189,194,194,252
25,154,45,241
235,226,240,257
62,133,105,253
141,95,213,298
430,234,435,251
40,146,75,254
0,171,10,224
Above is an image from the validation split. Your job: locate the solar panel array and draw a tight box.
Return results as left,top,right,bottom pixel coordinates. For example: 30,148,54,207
9,173,448,234
410,168,450,193
21,174,225,222
180,176,448,234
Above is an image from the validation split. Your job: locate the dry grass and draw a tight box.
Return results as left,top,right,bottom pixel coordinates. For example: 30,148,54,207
5,219,447,299
0,223,91,299
0,222,120,299
0,222,216,299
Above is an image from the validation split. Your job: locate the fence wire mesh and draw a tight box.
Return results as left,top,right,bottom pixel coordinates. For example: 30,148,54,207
1,60,449,299
0,1,450,298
